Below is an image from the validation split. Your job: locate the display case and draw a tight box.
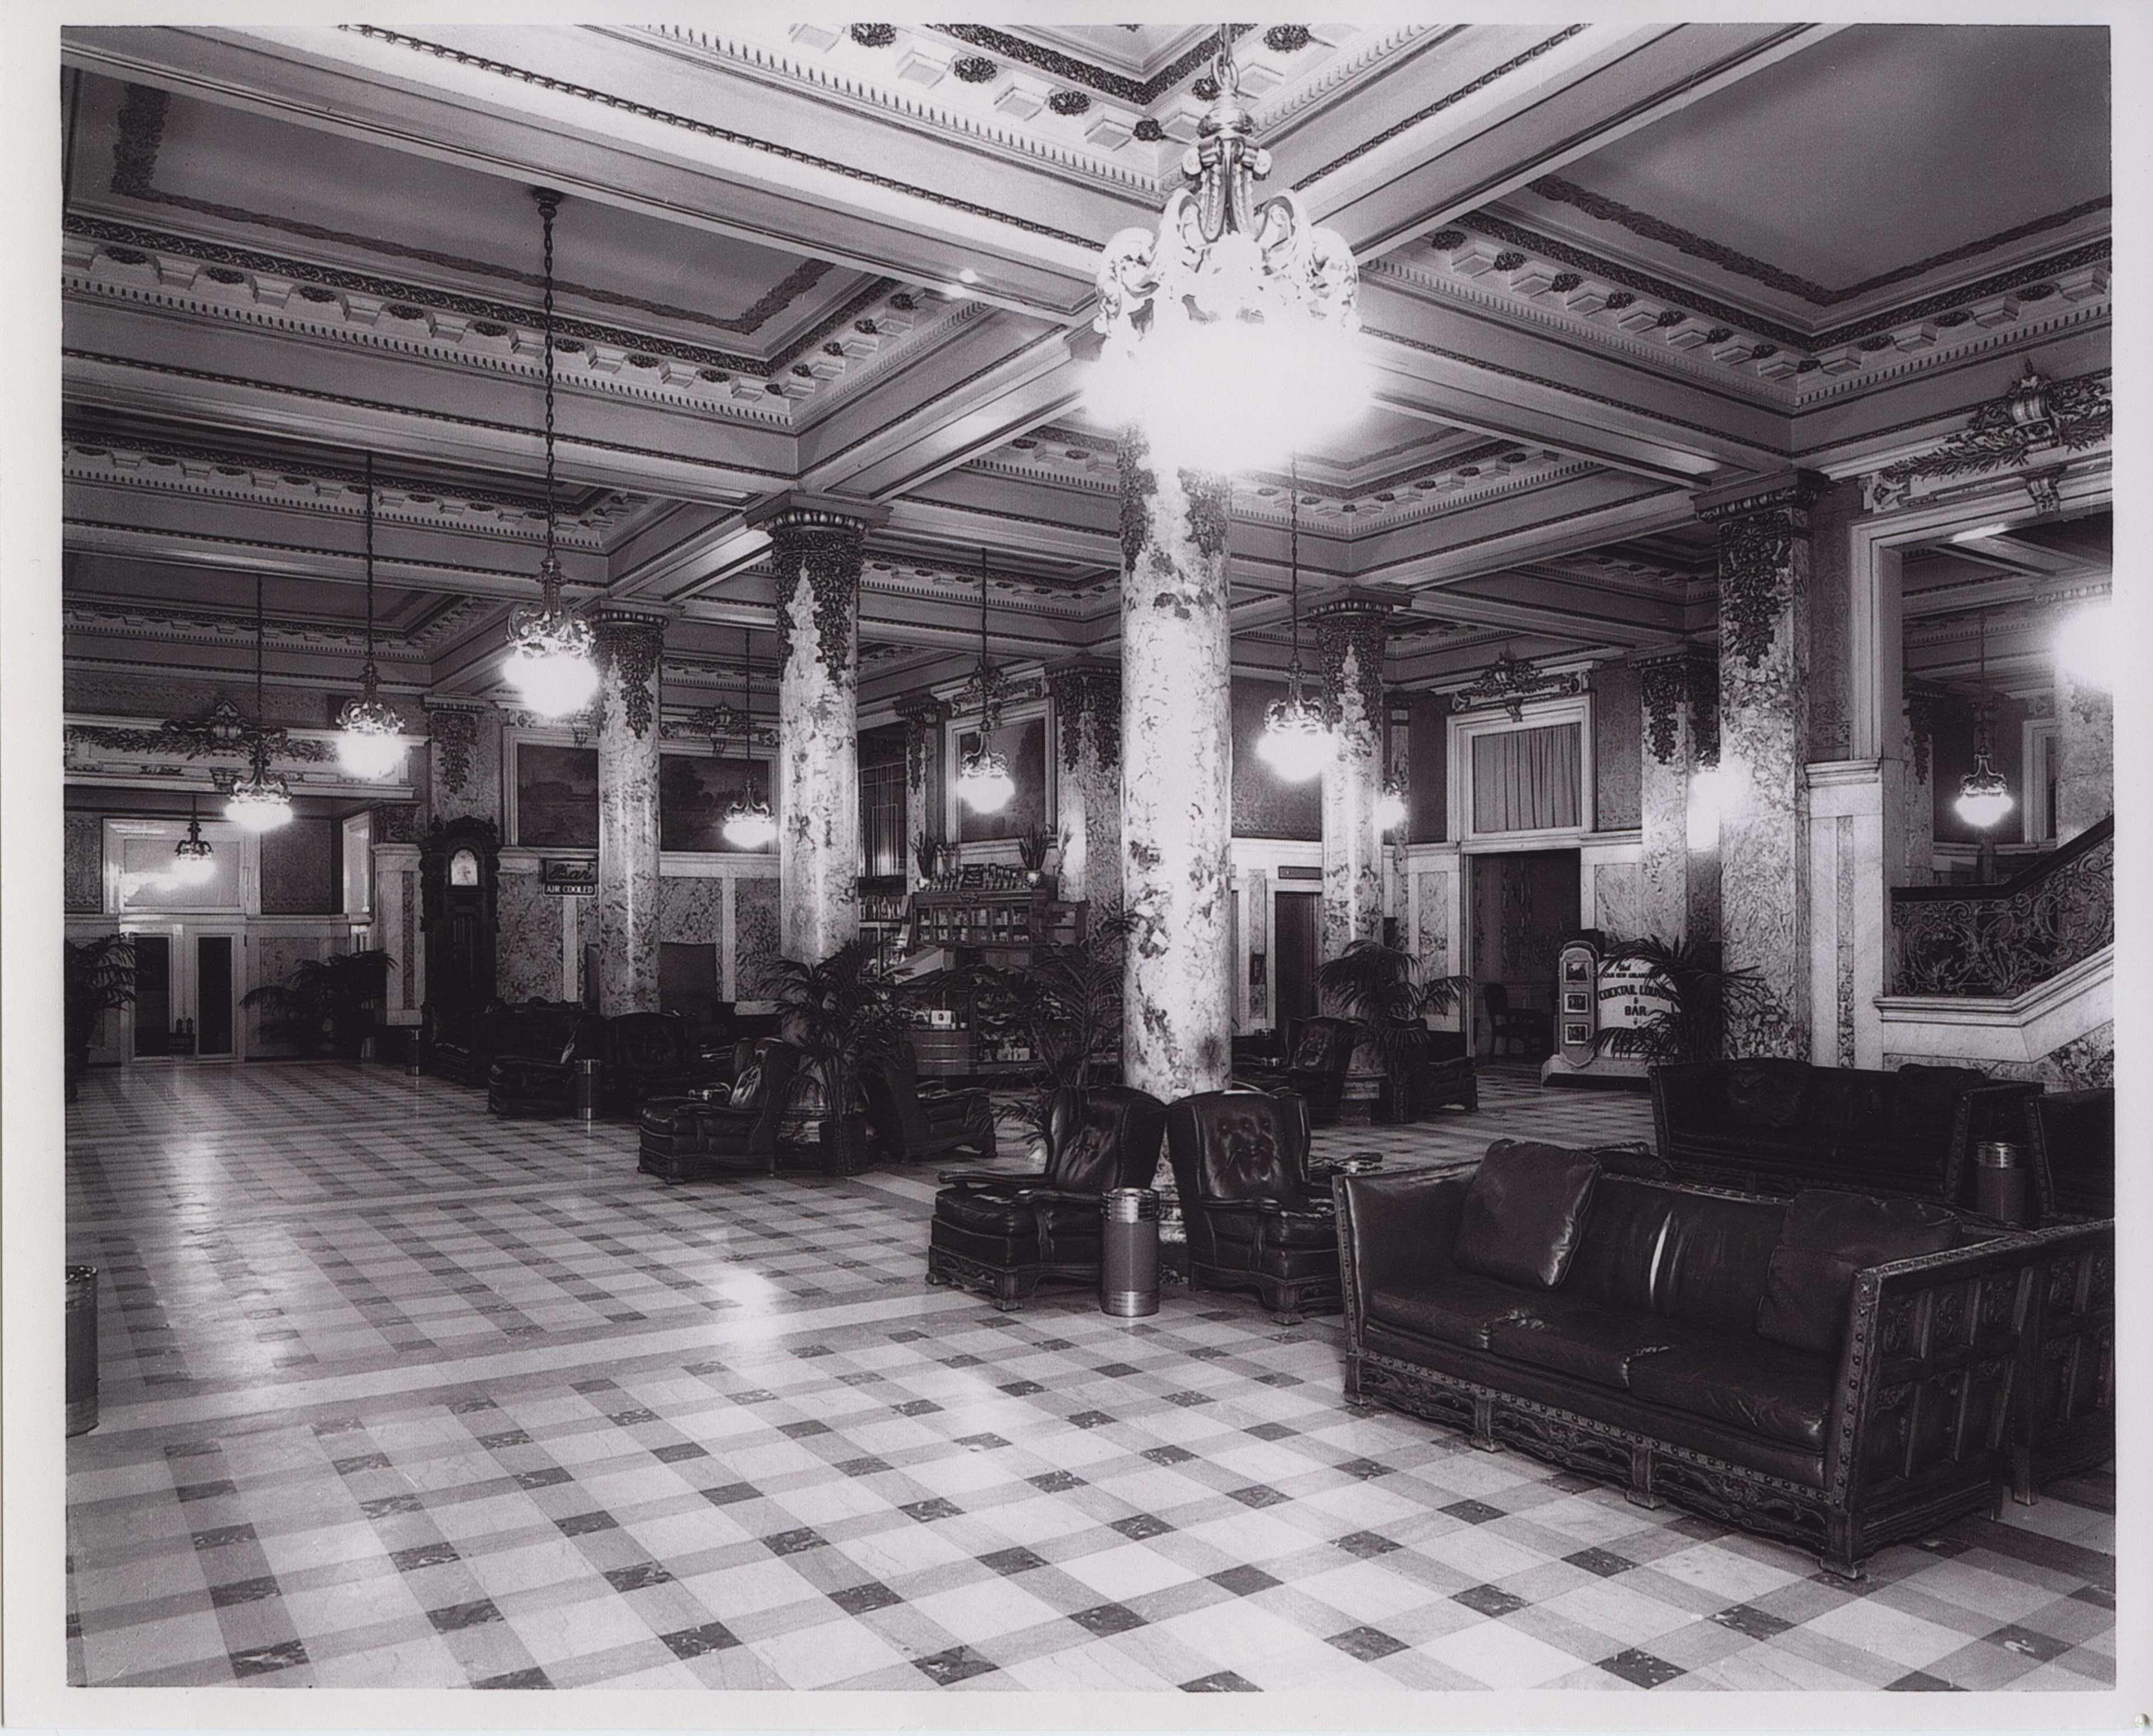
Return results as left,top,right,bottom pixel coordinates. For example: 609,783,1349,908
902,888,1086,1077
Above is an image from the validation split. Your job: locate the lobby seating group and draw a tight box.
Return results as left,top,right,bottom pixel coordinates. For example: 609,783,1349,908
861,1047,997,1171
1165,1089,1343,1324
635,1036,804,1182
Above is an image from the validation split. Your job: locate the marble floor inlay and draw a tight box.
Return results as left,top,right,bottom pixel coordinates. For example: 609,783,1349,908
65,1062,2114,1692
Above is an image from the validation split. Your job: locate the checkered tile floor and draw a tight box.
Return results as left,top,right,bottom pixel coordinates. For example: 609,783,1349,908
64,1062,2114,1692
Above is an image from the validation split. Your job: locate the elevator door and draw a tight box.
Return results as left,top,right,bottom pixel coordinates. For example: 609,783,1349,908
196,934,236,1057
131,934,172,1058
1274,891,1319,1040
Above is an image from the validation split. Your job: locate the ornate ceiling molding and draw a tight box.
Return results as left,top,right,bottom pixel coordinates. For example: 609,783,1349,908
62,594,471,661
1860,367,2111,514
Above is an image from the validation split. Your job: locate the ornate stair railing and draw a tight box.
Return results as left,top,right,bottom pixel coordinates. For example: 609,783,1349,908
1891,817,2112,997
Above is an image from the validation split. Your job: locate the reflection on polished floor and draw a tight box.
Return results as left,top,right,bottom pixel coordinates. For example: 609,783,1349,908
64,1065,2114,1692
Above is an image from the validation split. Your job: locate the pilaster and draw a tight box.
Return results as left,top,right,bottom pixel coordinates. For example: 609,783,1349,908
1046,657,1122,908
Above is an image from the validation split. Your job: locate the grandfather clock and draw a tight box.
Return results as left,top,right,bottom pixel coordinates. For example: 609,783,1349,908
419,816,500,1017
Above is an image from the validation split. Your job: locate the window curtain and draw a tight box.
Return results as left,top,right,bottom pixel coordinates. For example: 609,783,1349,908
1472,724,1580,833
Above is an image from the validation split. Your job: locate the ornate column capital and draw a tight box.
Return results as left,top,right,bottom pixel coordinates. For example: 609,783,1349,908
758,499,883,681
1698,470,1829,671
894,690,948,793
420,699,485,795
1634,644,1719,766
1308,589,1401,729
591,607,669,739
1045,656,1122,771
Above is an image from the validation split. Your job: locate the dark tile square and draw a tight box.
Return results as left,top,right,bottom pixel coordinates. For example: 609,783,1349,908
1885,1670,1965,1691
1453,1583,1527,1619
900,1498,962,1523
1162,1390,1215,1408
360,1495,423,1518
190,1525,256,1551
571,1378,619,1393
1709,1603,1793,1641
780,1420,832,1439
1667,1514,1731,1540
2072,1586,2117,1609
1244,1422,1298,1442
1548,1472,1597,1493
476,1430,532,1449
652,1442,709,1463
604,1562,675,1592
1441,1499,1505,1525
886,1329,928,1344
1228,1484,1287,1509
1565,1547,1634,1578
163,1440,222,1459
1094,1362,1140,1378
1111,1513,1173,1541
1253,1371,1303,1388
1911,1534,1974,1559
1029,1471,1085,1494
605,1407,659,1427
208,1576,280,1608
956,1433,1009,1451
699,1482,759,1507
661,1621,740,1659
474,1666,552,1689
941,1355,985,1370
893,1399,942,1417
1071,1602,1146,1637
1598,1648,1682,1688
229,1639,308,1678
1334,1457,1392,1481
1209,1564,1281,1597
515,1467,572,1490
980,1546,1048,1576
174,1480,237,1503
1334,1531,1400,1560
1327,1625,1406,1661
1032,1337,1075,1351
450,1397,500,1414
390,1542,460,1572
763,1527,827,1557
914,1646,997,1685
1143,1445,1196,1467
1989,1624,2072,1664
556,1511,619,1537
427,1598,503,1633
331,1453,392,1476
830,1581,904,1615
732,1388,777,1405
1181,1670,1260,1691
1068,1410,1115,1430
792,1343,836,1359
999,1380,1045,1397
836,1456,892,1478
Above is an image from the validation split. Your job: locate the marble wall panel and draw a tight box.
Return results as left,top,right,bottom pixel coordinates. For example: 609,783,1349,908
431,707,502,827
1414,868,1451,974
259,818,335,915
1593,662,1642,831
2057,665,2113,842
1885,1020,2114,1090
659,876,724,946
1593,861,1640,943
734,875,781,1002
496,872,563,1004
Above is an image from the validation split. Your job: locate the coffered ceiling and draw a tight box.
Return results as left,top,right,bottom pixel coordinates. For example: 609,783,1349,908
57,19,2111,746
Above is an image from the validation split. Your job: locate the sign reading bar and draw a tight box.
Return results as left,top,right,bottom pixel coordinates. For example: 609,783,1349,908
540,858,598,896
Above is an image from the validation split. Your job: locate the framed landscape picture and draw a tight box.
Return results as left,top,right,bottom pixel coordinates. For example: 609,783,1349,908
660,753,775,854
515,743,598,850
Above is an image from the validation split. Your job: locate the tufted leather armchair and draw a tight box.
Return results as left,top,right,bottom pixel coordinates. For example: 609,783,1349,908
860,1044,997,1168
1382,1026,1479,1122
1285,1016,1361,1125
483,1002,607,1116
1165,1089,1340,1323
928,1085,1168,1310
603,1011,729,1115
637,1038,805,1182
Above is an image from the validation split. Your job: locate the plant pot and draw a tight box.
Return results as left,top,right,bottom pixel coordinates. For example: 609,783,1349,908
818,1112,876,1178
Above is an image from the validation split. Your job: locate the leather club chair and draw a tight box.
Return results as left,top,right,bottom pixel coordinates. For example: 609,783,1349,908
860,1044,997,1167
484,1002,605,1117
926,1085,1169,1310
1382,1026,1479,1121
1282,1015,1360,1126
637,1038,804,1182
1165,1089,1340,1324
604,1010,728,1115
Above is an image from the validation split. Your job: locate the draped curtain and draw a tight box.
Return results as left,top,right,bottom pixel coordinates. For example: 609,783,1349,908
1472,724,1581,833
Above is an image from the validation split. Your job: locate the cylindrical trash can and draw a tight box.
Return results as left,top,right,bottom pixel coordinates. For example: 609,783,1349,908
1100,1188,1161,1318
66,1265,98,1438
574,1058,605,1123
1975,1140,2034,1227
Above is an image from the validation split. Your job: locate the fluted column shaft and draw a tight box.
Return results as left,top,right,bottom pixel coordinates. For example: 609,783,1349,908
1119,430,1234,1102
769,509,869,963
1313,596,1393,960
1636,648,1721,946
592,608,668,1013
1047,659,1121,907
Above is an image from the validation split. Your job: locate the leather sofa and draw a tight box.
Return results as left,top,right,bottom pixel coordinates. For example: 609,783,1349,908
485,1002,607,1116
602,1011,730,1115
2023,1086,2113,1220
637,1038,805,1182
927,1085,1168,1309
1335,1139,2110,1577
1650,1059,2040,1209
860,1047,997,1169
1165,1089,1339,1323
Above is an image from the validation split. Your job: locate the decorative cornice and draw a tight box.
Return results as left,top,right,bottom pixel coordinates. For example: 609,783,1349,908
62,595,433,661
926,24,1253,107
1447,651,1586,721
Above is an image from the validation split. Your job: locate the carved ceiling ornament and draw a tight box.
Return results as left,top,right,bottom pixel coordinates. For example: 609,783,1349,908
1045,662,1122,772
592,610,669,739
1447,651,1585,721
1864,367,2111,514
1636,648,1717,766
893,692,948,793
767,510,866,680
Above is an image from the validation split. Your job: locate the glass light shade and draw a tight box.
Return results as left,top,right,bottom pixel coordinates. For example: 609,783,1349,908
722,794,776,850
335,692,407,781
504,638,599,719
956,747,1015,814
1955,765,2014,830
1375,782,1408,833
170,843,218,885
1258,694,1330,783
2055,603,2112,691
225,774,293,832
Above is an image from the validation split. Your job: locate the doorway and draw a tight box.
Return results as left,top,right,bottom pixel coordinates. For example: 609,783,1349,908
1273,890,1319,1041
1467,849,1581,1058
121,922,244,1062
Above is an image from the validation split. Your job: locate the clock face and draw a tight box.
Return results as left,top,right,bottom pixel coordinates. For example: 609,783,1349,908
449,848,480,888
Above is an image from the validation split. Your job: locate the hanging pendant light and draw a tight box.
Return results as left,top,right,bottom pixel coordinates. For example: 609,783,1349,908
722,625,777,849
955,547,1015,814
502,188,598,720
1376,776,1408,835
1955,609,2014,830
171,790,216,885
1088,23,1366,467
1259,455,1330,782
226,575,294,832
337,452,407,780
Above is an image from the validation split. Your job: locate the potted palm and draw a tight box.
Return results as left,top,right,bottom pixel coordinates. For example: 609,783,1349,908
241,949,394,1059
1590,934,1769,1064
64,933,137,1102
971,904,1134,1153
1016,825,1054,894
1315,938,1475,1123
761,938,915,1173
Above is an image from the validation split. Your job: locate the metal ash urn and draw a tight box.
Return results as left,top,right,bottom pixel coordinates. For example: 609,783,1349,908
1100,1187,1162,1318
66,1265,99,1436
1974,1140,2035,1227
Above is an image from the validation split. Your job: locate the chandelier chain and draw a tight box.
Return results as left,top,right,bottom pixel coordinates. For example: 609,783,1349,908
362,450,376,678
541,190,558,585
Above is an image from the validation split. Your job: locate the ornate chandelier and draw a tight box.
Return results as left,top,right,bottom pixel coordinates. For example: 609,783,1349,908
1090,25,1366,468
1376,775,1408,835
1955,610,2014,830
502,188,598,720
171,791,216,885
1258,457,1329,782
225,575,294,833
337,452,407,780
955,547,1015,814
721,625,777,850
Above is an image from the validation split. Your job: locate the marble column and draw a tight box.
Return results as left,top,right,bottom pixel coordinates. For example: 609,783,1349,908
895,693,946,892
1901,679,1944,886
1700,473,1827,1058
1382,690,1412,931
2054,610,2113,841
592,607,668,1014
1046,657,1121,907
1118,428,1234,1103
1312,593,1395,961
758,498,886,963
1635,647,1721,945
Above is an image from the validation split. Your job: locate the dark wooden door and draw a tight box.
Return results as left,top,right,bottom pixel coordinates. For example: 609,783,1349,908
195,935,234,1056
1274,890,1319,1040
